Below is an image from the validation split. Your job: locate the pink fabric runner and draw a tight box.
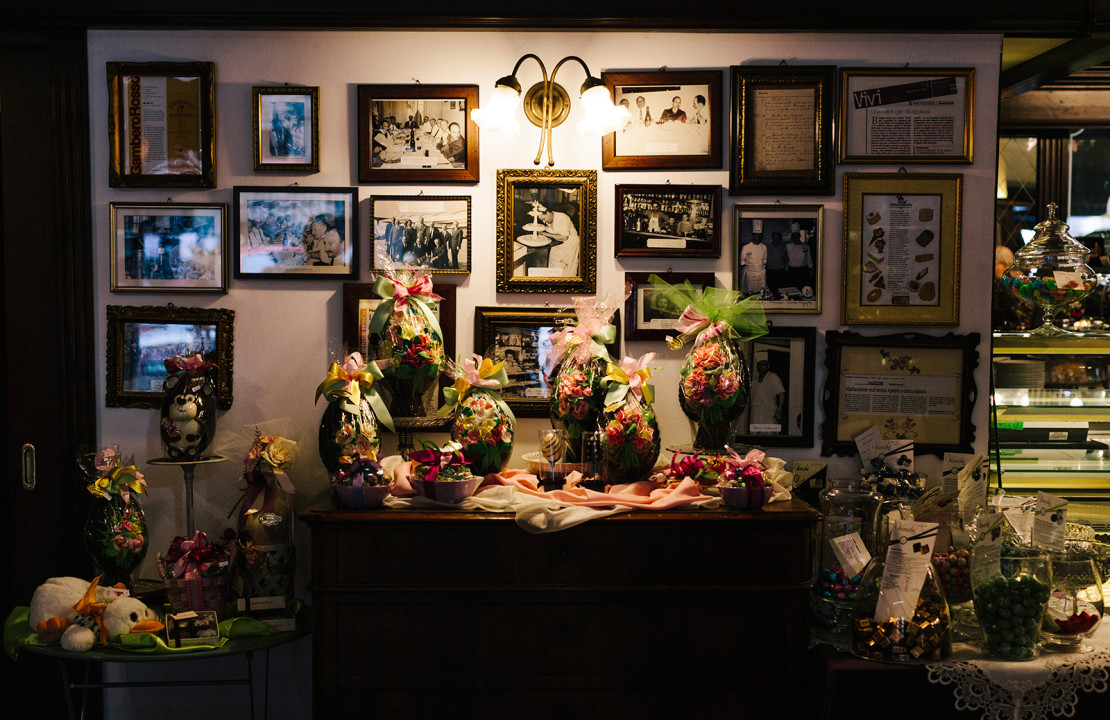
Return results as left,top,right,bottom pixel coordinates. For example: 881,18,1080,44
391,461,709,510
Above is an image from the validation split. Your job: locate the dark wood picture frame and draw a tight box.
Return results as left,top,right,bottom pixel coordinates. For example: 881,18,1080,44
369,195,471,274
109,202,227,294
343,283,456,429
475,305,620,418
734,325,816,449
107,61,216,188
233,185,358,279
729,65,835,196
105,304,235,410
601,70,722,170
496,168,597,294
252,85,320,172
614,184,722,258
821,330,979,457
624,271,715,342
357,84,479,184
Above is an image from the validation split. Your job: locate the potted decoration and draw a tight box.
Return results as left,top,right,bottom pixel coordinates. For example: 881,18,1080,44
80,446,148,591
599,353,661,485
650,275,767,450
547,294,620,462
407,441,482,503
440,354,516,476
367,266,446,417
315,351,394,475
333,454,392,509
233,430,299,600
159,353,218,460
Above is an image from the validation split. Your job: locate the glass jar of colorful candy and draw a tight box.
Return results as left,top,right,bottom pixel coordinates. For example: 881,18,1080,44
811,477,880,632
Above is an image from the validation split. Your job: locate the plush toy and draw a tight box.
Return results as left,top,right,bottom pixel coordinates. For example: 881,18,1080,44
29,576,163,652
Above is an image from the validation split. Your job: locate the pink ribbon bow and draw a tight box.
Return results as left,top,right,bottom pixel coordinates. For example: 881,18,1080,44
620,352,656,401
461,354,502,390
675,305,728,344
407,446,470,483
166,531,218,579
391,274,442,308
724,445,766,471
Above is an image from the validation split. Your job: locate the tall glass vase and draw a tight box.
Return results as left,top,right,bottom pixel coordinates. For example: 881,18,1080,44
84,493,148,591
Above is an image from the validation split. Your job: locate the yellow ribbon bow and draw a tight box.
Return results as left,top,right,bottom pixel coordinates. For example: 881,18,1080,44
603,353,657,410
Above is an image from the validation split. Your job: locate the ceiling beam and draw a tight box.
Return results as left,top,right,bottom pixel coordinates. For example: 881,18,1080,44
1001,36,1110,99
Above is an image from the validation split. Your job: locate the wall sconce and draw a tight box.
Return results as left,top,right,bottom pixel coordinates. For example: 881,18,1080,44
471,53,630,167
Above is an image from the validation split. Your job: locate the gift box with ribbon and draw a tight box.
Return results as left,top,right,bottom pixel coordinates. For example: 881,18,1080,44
157,531,230,613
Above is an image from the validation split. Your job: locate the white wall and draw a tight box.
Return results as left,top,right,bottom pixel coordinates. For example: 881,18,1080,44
88,29,1000,717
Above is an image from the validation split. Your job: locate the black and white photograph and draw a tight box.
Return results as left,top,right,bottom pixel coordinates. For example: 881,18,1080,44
110,203,227,293
735,326,816,448
253,86,319,172
614,184,721,258
487,325,552,401
625,271,715,341
370,195,470,273
601,71,722,170
496,168,598,294
734,204,823,314
233,186,357,279
357,84,480,183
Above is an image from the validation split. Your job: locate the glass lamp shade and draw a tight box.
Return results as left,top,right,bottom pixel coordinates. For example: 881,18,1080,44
576,83,630,136
471,83,522,135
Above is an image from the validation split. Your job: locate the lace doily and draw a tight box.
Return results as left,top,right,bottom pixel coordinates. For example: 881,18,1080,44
926,647,1110,720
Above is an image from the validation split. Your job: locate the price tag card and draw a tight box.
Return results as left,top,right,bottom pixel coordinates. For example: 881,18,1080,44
791,461,827,490
970,512,1005,589
854,426,883,466
877,519,938,621
873,439,914,473
830,532,872,579
942,452,975,493
1053,270,1083,289
1033,491,1068,551
955,453,989,523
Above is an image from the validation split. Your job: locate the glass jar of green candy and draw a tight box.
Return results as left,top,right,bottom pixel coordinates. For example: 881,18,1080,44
971,547,1052,661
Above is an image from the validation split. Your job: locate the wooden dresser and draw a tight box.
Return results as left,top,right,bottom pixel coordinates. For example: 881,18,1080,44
301,498,820,719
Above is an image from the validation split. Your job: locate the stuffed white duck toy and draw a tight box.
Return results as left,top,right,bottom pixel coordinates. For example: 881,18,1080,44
29,576,163,652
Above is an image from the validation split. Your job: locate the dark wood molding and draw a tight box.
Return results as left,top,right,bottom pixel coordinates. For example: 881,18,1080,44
1001,36,1110,98
1038,136,1071,219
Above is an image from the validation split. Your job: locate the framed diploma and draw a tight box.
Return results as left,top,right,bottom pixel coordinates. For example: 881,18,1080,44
838,68,974,164
728,65,835,196
821,330,980,457
107,62,216,188
841,172,962,326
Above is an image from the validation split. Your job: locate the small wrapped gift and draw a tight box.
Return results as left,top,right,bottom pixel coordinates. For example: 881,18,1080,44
158,531,230,613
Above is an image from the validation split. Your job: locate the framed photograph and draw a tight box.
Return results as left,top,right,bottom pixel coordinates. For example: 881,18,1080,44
109,202,227,293
841,172,962,325
614,184,721,258
735,326,816,448
496,168,597,294
474,306,621,418
600,70,722,170
734,204,823,314
105,304,235,410
820,331,980,457
107,61,216,188
252,86,319,172
624,271,715,342
357,84,479,184
233,186,357,279
370,195,470,273
838,68,974,164
729,65,835,196
343,283,456,429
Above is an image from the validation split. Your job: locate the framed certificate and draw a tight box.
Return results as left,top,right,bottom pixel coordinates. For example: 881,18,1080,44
107,62,216,188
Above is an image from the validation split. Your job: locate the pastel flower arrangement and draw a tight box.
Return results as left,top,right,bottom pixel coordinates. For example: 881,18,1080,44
80,446,148,569
408,441,474,483
237,430,299,543
367,267,445,398
663,450,732,487
680,339,745,422
551,363,601,436
83,446,147,503
315,351,395,471
599,353,661,481
244,431,299,474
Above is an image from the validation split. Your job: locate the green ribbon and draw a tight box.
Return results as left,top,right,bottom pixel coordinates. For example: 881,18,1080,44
367,274,444,345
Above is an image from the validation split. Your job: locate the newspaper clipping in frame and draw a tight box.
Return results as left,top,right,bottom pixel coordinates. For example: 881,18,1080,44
123,74,203,176
843,70,971,161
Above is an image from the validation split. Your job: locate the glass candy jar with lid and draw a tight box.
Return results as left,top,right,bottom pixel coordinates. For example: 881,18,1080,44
1000,202,1097,336
811,477,880,631
850,556,953,663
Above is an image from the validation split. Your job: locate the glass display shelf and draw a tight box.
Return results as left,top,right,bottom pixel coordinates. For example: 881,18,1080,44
994,331,1110,355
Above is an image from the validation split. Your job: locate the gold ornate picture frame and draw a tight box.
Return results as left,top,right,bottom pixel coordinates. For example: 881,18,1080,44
841,172,962,326
496,168,597,294
252,85,319,172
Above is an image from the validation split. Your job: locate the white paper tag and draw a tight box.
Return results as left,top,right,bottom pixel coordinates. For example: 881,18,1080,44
970,512,1005,589
876,519,938,621
646,237,687,249
831,532,872,579
1033,491,1068,551
956,454,989,524
1052,270,1083,290
942,452,974,493
791,461,827,490
854,425,883,465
